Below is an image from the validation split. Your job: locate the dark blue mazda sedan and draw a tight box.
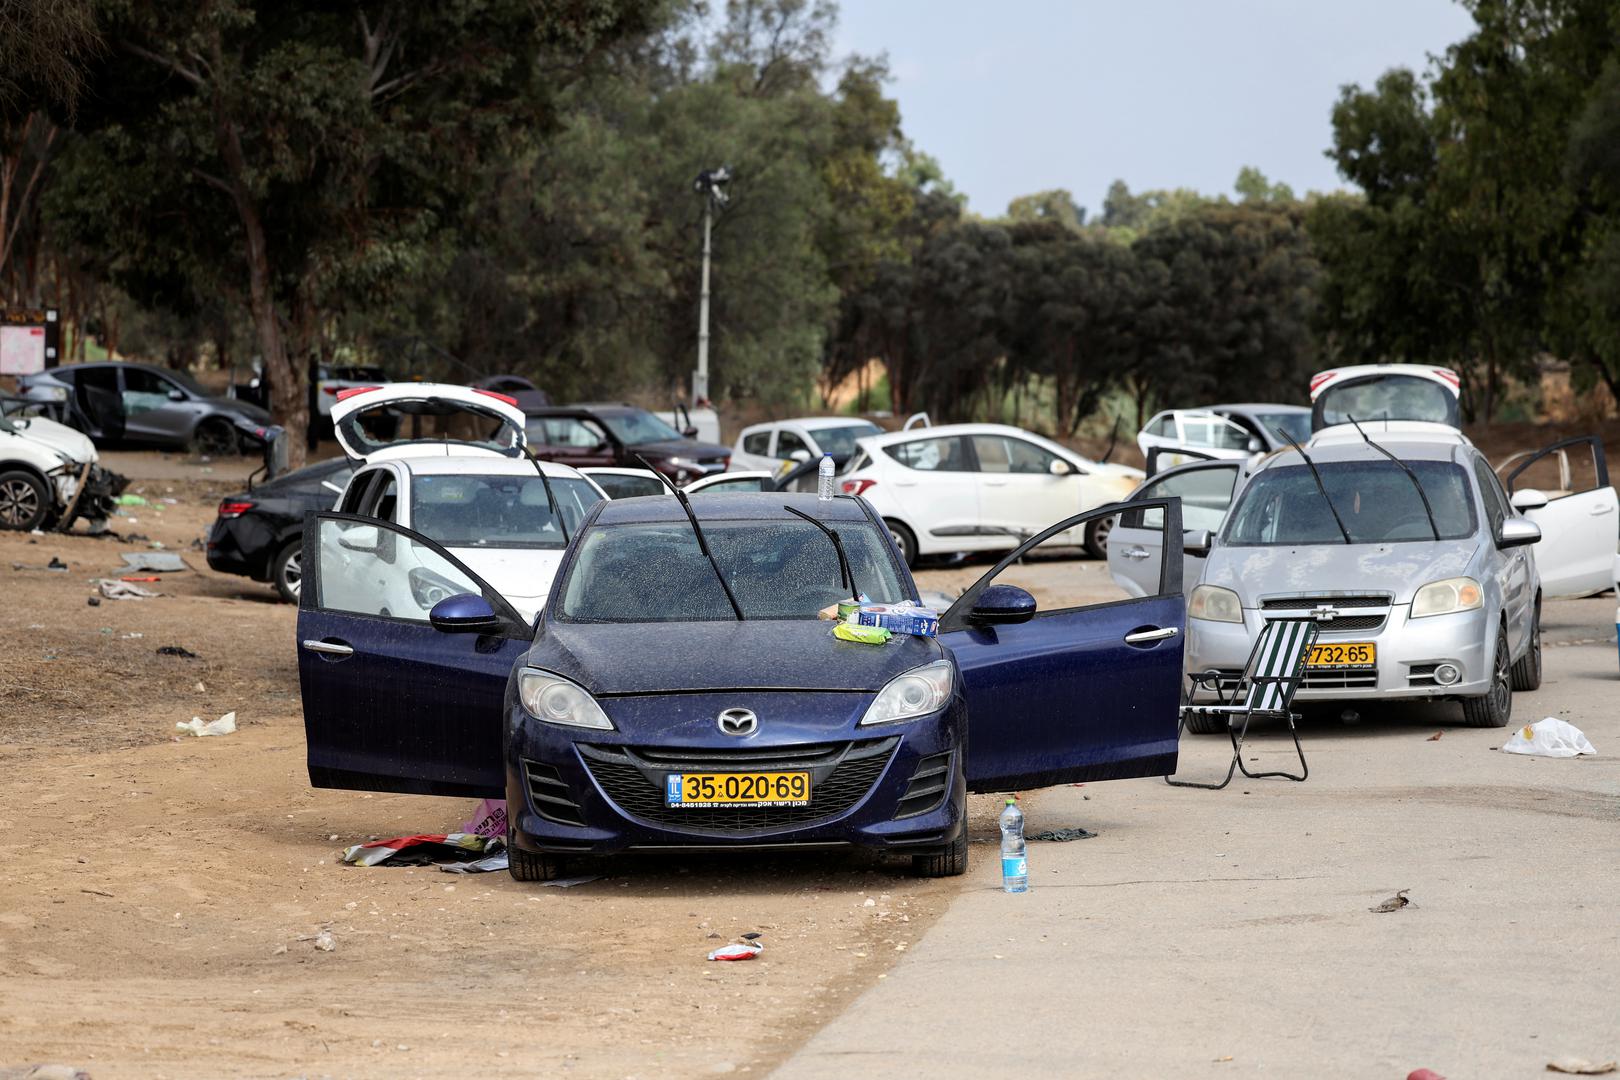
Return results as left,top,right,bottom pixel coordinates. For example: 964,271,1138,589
298,492,1186,880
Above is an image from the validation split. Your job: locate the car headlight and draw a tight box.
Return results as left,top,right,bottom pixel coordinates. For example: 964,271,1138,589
665,456,689,467
1189,584,1244,623
859,660,954,726
407,567,462,609
517,668,614,730
1411,577,1483,618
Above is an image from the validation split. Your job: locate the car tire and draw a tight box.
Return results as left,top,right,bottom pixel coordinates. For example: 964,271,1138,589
191,418,239,457
911,816,967,878
885,518,918,568
1184,709,1229,735
1510,600,1542,692
0,469,50,531
508,840,566,882
1461,624,1513,728
1083,514,1114,559
272,540,303,604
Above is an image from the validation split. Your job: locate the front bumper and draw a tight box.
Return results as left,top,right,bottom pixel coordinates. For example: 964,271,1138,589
1186,604,1492,702
50,462,127,526
505,691,964,857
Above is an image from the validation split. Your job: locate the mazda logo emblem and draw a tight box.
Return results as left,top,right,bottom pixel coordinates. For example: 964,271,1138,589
717,708,758,737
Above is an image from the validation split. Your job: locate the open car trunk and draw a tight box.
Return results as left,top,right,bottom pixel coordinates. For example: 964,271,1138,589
329,383,528,464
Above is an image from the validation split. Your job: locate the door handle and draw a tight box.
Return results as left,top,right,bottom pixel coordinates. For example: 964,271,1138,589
983,479,1008,487
1590,504,1613,515
1124,546,1151,560
1124,627,1179,644
302,639,354,657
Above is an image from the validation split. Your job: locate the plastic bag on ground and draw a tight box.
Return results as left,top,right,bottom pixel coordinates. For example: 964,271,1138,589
176,711,236,737
460,797,508,839
1500,718,1596,758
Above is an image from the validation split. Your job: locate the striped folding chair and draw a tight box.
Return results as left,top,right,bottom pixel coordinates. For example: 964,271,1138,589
1165,616,1319,790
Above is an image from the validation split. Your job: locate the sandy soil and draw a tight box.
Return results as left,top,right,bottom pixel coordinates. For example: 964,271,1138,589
0,450,1023,1080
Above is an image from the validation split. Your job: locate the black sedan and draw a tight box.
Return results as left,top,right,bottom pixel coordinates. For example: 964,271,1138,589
206,457,353,601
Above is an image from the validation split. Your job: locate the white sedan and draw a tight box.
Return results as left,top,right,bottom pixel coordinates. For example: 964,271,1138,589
839,422,1142,564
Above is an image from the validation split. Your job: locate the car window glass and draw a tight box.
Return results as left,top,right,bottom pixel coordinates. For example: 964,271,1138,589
1180,416,1250,451
1223,461,1476,544
691,477,768,494
776,430,810,458
1504,441,1601,499
122,367,179,415
1124,466,1239,531
339,470,377,513
1474,458,1507,538
1147,414,1175,436
410,474,599,548
370,474,398,521
884,436,972,472
596,410,682,445
340,401,522,456
315,517,481,622
560,519,905,621
742,430,771,455
592,472,667,499
534,417,609,448
806,423,881,456
972,435,1056,475
955,506,1161,615
1317,375,1456,428
1256,412,1310,445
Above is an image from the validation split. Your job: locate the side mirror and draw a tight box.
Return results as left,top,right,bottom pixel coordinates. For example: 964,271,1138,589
336,524,381,553
1049,458,1072,476
167,389,187,402
1510,488,1549,512
788,449,811,464
591,440,612,454
1246,436,1263,453
682,426,699,439
429,593,504,634
1183,529,1213,557
1498,516,1541,549
969,583,1037,625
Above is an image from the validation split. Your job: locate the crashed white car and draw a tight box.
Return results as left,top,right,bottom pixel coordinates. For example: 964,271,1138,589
0,395,125,531
325,383,605,620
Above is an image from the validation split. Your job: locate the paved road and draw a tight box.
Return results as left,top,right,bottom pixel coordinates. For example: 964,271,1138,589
775,598,1620,1079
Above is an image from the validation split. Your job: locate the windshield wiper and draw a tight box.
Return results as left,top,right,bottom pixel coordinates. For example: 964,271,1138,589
635,454,745,621
1274,426,1354,545
524,450,570,545
782,504,861,603
1346,414,1441,541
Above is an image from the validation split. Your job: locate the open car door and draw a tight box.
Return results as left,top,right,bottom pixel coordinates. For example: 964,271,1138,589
297,511,529,797
940,500,1185,792
1107,460,1242,597
1499,436,1618,598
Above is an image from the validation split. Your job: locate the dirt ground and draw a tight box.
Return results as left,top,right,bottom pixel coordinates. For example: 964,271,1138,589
0,450,1034,1080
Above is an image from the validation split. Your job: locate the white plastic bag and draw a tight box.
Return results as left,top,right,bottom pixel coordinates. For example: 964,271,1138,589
177,711,237,737
1500,718,1596,758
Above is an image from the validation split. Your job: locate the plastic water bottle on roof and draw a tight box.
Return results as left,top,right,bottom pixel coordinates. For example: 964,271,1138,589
817,453,836,501
999,797,1028,893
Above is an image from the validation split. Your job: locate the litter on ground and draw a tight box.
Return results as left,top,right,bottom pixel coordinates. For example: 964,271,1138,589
96,579,160,600
1501,718,1597,758
708,941,763,961
1029,827,1098,842
119,551,188,573
176,711,236,737
341,832,496,867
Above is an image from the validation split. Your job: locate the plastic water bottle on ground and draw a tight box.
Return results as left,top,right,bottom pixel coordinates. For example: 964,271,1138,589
999,797,1028,893
817,453,836,500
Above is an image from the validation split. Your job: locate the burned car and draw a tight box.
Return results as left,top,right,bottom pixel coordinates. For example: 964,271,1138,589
297,494,1187,881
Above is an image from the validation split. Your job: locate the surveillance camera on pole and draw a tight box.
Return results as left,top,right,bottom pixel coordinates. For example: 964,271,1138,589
692,166,732,406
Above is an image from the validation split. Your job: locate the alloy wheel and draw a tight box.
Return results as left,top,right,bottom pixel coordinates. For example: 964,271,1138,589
1491,634,1511,714
282,550,302,598
0,478,40,527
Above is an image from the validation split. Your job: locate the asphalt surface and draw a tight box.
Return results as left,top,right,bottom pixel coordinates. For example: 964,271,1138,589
774,596,1620,1079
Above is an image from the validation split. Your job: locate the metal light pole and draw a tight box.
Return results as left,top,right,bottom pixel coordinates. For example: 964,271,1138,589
692,166,730,407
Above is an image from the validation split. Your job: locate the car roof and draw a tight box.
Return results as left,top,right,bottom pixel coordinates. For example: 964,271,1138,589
526,403,639,418
591,491,872,525
859,421,1055,445
369,456,588,479
1210,403,1310,414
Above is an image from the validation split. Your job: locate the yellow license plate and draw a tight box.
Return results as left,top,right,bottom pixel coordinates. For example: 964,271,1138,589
1307,642,1376,668
664,772,811,808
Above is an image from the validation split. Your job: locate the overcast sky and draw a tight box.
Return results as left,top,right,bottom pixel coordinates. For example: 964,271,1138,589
833,0,1477,217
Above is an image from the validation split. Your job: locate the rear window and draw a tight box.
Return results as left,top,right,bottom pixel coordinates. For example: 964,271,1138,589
742,430,771,455
809,423,881,456
1315,375,1459,430
1223,461,1476,545
559,518,906,622
410,474,601,548
592,472,666,499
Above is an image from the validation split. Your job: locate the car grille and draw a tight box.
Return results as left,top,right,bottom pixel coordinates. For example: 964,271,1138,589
579,738,898,834
1300,669,1378,690
1262,594,1391,634
894,751,953,819
1407,663,1441,687
524,760,586,826
1309,614,1385,632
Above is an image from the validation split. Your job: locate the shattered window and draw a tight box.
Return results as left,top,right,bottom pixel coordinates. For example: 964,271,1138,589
559,518,906,622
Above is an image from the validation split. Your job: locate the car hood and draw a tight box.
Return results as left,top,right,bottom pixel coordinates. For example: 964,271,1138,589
214,397,272,423
448,546,566,623
1201,539,1481,606
1087,460,1146,480
630,438,731,460
529,619,945,696
2,415,96,463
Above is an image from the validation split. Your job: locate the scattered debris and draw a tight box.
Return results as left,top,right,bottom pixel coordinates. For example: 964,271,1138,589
96,579,160,600
119,575,160,583
118,551,187,573
538,875,601,888
1426,731,1443,741
461,797,508,839
1502,718,1597,758
157,645,199,659
0,1066,93,1080
79,889,114,898
11,557,68,572
1029,827,1098,842
342,832,494,867
707,941,763,961
1546,1059,1617,1075
439,852,511,874
1369,889,1411,913
176,711,237,737
312,931,337,952
1407,1070,1447,1080
86,596,100,607
115,494,149,506
741,931,763,940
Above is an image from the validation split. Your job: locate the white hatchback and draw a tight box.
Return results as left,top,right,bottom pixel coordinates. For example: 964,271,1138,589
839,422,1143,564
731,416,884,473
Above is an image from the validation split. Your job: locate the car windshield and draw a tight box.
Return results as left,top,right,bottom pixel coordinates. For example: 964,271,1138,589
1316,375,1457,429
411,475,601,548
559,517,906,621
598,410,683,445
1222,460,1476,545
162,368,211,398
809,423,882,456
1256,411,1311,445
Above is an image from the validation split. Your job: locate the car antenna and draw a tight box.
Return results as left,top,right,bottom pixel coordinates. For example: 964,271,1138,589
1273,426,1354,545
633,453,745,620
781,504,861,603
1346,413,1440,541
523,449,569,545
